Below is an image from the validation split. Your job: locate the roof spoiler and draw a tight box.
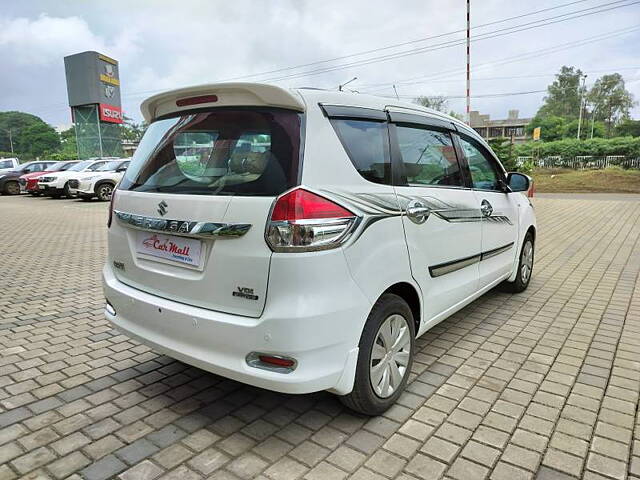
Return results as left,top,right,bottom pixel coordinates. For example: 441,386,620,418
140,82,305,122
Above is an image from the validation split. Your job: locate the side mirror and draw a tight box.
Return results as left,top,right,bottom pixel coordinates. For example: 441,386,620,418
506,172,530,192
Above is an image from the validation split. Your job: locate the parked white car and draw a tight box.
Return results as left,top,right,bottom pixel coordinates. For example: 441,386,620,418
103,83,536,415
0,158,20,172
38,159,110,198
68,159,130,201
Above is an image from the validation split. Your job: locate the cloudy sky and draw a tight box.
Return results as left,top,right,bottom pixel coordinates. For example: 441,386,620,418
1,0,639,128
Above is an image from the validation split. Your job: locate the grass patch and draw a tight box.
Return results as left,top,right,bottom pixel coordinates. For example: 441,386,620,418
532,167,640,193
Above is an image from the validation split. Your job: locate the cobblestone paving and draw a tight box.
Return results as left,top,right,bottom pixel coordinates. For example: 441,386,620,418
1,194,639,480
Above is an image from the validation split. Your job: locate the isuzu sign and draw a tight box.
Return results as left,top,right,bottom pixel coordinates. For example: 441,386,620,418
99,104,123,124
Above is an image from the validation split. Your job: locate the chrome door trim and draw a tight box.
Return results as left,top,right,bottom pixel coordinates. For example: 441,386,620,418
480,242,514,260
429,253,481,278
428,242,514,278
114,210,251,239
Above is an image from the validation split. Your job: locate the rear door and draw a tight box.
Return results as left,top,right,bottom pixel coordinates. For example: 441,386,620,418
109,108,302,318
455,133,519,287
389,113,482,323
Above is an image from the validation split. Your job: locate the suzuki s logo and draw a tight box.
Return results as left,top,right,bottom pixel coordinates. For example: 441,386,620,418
157,201,168,216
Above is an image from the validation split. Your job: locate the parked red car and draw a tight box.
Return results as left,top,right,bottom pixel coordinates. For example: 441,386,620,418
20,161,79,195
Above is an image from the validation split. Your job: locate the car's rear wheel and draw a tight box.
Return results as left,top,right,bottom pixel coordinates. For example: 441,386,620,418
501,232,534,293
4,181,20,195
96,183,114,201
340,293,415,416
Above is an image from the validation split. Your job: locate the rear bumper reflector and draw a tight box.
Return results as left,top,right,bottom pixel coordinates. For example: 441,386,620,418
246,352,297,374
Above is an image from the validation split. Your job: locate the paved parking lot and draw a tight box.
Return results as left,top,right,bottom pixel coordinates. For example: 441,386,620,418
1,193,639,480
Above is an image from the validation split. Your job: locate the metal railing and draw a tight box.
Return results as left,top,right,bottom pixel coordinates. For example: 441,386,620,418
517,156,640,169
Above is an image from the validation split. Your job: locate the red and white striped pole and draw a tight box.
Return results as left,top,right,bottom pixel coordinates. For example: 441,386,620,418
466,0,471,124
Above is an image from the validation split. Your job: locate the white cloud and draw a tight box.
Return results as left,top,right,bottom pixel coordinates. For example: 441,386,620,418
0,0,639,125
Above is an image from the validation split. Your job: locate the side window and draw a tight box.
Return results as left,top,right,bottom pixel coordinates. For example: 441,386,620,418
395,126,463,187
458,136,501,191
330,119,390,185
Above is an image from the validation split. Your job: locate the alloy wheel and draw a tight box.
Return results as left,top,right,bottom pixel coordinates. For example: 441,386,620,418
521,240,533,283
98,184,113,201
369,313,411,398
6,181,20,195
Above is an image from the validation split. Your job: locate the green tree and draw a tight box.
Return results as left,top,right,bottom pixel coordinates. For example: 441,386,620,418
488,137,517,171
526,115,566,141
14,122,60,158
414,95,448,112
563,118,606,140
58,127,78,159
0,111,60,159
120,116,145,143
537,66,585,119
587,73,636,135
615,119,640,137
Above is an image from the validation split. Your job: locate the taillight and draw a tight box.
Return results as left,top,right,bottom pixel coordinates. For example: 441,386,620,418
266,188,358,252
107,189,116,228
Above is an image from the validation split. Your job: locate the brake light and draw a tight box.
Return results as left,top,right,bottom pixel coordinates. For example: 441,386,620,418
266,188,358,252
176,95,218,107
107,189,116,228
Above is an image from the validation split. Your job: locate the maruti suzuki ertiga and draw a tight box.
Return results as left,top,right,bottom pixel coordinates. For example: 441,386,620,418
103,83,536,415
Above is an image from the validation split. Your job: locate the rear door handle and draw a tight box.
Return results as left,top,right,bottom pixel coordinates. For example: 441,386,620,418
480,199,493,217
406,200,430,224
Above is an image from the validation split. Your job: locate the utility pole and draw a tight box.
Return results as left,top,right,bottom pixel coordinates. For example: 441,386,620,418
590,104,597,139
466,0,471,124
577,74,587,140
8,128,14,154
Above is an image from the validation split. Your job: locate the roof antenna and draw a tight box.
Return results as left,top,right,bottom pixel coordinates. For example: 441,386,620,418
392,84,400,100
338,77,357,91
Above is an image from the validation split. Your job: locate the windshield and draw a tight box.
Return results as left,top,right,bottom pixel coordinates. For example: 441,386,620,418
97,160,123,171
68,160,93,172
121,108,301,196
46,162,68,171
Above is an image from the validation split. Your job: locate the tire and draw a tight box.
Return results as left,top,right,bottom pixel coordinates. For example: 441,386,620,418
4,181,20,195
501,232,534,293
63,182,72,198
95,183,114,202
340,293,415,416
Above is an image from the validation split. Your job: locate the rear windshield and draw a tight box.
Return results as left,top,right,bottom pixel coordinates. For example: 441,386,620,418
120,108,302,196
0,160,15,169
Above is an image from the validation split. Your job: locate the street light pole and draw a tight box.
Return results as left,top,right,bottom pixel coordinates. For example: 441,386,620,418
577,74,587,140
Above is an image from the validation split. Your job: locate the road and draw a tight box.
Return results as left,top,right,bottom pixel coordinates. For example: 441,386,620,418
0,193,639,480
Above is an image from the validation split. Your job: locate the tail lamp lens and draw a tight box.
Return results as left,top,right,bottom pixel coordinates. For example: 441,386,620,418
266,188,358,252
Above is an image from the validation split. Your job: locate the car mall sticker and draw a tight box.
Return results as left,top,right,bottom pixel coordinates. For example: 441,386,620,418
136,232,201,266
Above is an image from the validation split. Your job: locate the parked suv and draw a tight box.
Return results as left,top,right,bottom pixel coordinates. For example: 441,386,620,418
103,83,536,415
0,161,55,195
69,159,130,201
20,160,79,195
38,159,109,198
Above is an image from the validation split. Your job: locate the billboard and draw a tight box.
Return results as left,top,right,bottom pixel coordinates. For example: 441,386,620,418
64,51,122,123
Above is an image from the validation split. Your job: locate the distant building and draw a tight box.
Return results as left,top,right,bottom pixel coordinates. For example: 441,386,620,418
122,139,138,157
470,110,532,143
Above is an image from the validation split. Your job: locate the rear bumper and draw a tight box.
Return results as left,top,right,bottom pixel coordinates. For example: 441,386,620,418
102,261,367,395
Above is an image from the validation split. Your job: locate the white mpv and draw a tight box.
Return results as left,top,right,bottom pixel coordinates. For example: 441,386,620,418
103,83,536,415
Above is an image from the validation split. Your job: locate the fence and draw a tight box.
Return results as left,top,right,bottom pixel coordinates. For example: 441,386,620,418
517,156,640,169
